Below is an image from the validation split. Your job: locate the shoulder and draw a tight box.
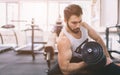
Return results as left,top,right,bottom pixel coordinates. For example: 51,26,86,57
81,22,94,32
57,32,71,49
81,22,89,29
57,33,70,46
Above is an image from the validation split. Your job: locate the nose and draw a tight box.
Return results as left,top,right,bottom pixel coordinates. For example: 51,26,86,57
76,23,80,28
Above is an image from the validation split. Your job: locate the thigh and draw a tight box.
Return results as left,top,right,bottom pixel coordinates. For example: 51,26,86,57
93,63,120,75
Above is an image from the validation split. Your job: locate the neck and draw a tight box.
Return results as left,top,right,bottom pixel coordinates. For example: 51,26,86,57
65,26,81,39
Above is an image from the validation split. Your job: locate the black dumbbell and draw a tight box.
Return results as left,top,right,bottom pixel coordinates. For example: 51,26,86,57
80,41,106,70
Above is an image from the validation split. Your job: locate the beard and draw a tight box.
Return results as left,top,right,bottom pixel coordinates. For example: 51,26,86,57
67,22,80,34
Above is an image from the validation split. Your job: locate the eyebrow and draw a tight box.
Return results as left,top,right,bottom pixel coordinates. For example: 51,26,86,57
71,20,82,24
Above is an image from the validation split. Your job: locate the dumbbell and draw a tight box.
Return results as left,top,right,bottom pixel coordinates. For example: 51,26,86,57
79,41,106,70
44,46,54,70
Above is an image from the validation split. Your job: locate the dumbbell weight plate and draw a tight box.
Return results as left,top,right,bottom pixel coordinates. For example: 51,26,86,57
81,41,106,68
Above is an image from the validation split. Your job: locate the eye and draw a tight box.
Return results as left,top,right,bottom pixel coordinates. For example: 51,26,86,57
79,20,82,23
72,22,78,24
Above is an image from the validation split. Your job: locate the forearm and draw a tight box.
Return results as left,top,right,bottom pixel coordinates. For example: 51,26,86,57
96,38,110,57
62,61,87,75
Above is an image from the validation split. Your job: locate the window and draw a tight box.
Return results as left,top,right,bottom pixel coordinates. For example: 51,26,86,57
0,3,6,26
7,3,18,27
20,2,47,30
0,0,100,31
0,3,18,27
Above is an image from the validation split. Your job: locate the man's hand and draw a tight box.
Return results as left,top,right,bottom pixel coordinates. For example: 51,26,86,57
106,57,113,66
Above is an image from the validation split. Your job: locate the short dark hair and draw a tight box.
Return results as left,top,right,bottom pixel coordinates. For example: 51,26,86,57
64,4,83,21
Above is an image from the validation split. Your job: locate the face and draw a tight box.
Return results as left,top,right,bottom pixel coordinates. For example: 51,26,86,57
66,15,82,34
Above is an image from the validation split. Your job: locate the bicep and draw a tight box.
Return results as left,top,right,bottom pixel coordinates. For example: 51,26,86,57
57,39,72,72
58,48,72,66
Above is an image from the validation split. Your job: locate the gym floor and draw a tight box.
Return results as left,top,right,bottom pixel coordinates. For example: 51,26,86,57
0,50,57,75
0,45,120,75
0,33,120,75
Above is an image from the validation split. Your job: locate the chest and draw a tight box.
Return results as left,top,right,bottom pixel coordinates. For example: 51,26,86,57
71,31,82,39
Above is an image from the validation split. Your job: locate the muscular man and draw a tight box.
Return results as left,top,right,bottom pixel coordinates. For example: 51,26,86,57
56,4,120,75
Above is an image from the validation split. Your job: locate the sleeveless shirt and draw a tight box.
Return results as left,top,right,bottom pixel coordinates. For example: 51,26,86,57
62,26,88,60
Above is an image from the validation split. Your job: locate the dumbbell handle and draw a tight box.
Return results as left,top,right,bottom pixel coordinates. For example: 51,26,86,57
46,52,51,61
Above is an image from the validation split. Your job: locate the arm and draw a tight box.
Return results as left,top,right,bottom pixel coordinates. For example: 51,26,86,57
82,22,112,65
57,36,87,75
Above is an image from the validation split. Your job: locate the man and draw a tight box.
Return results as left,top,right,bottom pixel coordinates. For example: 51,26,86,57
56,4,120,75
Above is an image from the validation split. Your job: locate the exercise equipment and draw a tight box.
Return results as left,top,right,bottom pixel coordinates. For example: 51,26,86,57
43,33,56,73
106,26,120,61
53,25,63,36
52,15,63,36
76,40,106,69
0,33,12,53
0,45,13,53
14,26,45,54
44,46,54,70
105,0,120,63
0,24,17,53
15,43,44,53
81,41,106,69
14,18,46,60
1,24,18,46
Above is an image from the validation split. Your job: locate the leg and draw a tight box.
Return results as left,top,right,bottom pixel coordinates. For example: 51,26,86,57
93,63,120,75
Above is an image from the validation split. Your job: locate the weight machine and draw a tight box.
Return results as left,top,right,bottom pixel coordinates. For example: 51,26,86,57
106,25,120,62
15,18,47,60
106,0,120,62
0,24,17,53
